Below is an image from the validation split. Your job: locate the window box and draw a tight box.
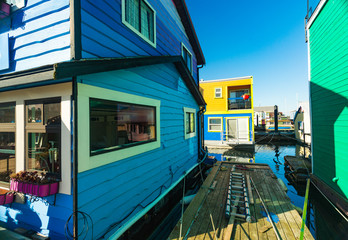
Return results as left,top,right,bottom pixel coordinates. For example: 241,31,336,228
10,171,59,197
0,2,10,19
0,189,14,205
10,180,58,197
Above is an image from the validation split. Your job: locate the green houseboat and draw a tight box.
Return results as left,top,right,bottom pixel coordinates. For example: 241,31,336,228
306,0,348,216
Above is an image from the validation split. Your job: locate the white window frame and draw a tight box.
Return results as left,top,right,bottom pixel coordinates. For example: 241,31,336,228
215,87,222,98
77,83,161,172
121,0,157,48
0,83,72,195
208,117,222,132
184,107,196,139
181,43,193,74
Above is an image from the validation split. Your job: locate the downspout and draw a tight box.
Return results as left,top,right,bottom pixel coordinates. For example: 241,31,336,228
197,105,206,158
72,77,78,238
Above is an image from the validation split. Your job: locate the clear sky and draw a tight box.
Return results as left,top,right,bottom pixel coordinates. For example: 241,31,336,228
186,0,309,115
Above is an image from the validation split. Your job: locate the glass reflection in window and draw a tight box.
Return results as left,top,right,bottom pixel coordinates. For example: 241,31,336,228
90,98,156,155
0,103,15,123
0,132,15,182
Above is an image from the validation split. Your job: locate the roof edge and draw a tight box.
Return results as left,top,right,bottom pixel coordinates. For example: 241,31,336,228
173,0,205,65
200,76,253,83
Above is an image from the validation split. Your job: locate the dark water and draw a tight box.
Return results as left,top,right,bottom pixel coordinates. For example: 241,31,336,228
209,144,348,240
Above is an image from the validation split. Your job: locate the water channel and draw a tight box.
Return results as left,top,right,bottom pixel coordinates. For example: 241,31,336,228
208,144,348,239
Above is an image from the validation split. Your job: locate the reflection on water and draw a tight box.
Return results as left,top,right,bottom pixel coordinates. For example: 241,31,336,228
208,144,348,239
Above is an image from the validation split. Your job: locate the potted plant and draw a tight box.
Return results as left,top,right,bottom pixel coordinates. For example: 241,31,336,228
0,189,14,205
0,0,10,19
10,171,59,197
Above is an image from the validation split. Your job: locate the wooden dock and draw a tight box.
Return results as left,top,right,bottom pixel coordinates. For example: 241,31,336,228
168,162,314,240
284,156,311,183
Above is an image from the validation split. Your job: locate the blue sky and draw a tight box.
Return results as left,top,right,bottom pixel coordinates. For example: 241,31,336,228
186,0,309,114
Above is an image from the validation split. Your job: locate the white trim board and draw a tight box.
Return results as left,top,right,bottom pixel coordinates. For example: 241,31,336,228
306,0,328,30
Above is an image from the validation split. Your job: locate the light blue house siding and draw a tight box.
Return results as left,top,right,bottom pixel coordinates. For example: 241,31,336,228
0,0,71,74
80,0,199,82
76,62,199,239
204,113,253,141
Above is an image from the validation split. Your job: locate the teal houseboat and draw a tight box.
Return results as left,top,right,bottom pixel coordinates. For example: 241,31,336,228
306,0,348,216
0,0,205,239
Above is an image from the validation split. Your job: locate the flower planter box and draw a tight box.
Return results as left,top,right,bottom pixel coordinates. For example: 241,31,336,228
10,180,59,197
0,2,10,19
0,189,14,205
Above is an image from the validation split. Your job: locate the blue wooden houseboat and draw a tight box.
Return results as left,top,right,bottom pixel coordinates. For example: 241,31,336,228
0,0,205,239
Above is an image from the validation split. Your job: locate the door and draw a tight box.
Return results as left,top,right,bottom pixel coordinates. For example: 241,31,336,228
227,119,237,140
227,118,249,141
238,118,249,140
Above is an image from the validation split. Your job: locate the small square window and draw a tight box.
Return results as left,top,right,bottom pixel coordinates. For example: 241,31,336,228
208,117,222,132
215,88,222,98
122,0,156,47
182,43,192,73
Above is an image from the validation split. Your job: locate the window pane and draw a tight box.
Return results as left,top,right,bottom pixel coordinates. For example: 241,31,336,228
90,99,156,154
186,112,190,134
140,0,154,42
0,103,15,123
209,125,221,131
0,132,15,182
190,113,195,133
125,0,140,30
209,119,221,125
44,102,61,125
27,132,60,175
27,104,42,123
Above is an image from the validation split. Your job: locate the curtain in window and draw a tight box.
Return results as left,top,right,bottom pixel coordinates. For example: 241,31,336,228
140,1,154,42
125,0,140,30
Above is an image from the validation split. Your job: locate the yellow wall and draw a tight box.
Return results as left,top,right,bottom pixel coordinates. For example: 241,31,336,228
200,77,254,114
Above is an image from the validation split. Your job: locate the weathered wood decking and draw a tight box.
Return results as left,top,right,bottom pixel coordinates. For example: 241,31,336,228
169,162,314,240
284,156,311,174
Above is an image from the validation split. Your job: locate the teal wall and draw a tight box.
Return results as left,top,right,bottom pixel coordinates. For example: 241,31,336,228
76,63,199,239
309,0,348,199
0,0,71,74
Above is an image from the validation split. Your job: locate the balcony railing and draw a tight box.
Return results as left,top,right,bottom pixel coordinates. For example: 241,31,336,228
228,100,251,110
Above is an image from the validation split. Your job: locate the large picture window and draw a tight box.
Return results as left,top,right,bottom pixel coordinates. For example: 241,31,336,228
90,98,156,155
0,102,16,183
122,0,156,47
25,98,61,179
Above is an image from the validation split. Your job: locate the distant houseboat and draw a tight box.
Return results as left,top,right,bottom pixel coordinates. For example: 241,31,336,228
200,77,254,147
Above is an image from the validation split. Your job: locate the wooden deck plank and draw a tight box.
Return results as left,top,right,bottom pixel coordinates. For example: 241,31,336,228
188,175,221,239
252,169,277,240
260,172,298,240
168,163,314,240
265,175,313,240
169,162,222,240
199,167,230,240
247,195,259,240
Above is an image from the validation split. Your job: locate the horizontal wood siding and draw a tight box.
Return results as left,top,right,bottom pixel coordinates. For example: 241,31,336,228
77,63,199,239
0,194,73,239
80,0,199,82
309,0,348,198
0,0,71,74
